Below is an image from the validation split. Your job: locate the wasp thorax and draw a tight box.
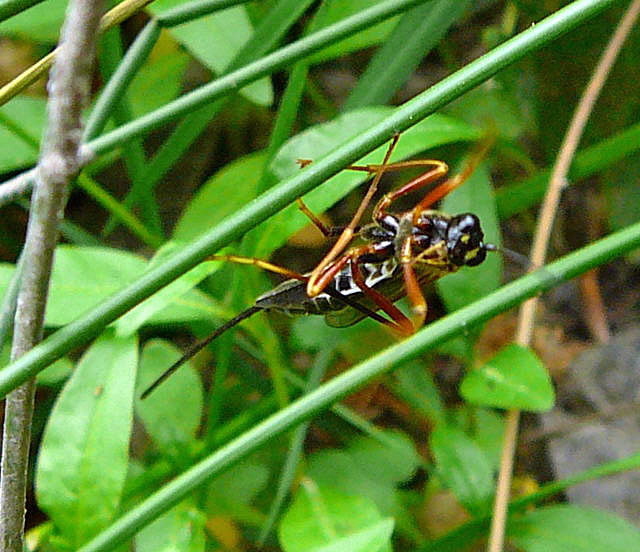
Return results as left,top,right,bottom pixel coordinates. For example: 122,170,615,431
411,213,448,250
446,213,487,267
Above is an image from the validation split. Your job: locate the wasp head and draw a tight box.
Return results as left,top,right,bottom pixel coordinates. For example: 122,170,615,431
447,213,487,267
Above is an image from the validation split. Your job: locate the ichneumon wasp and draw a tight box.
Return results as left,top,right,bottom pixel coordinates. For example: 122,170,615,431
141,135,498,399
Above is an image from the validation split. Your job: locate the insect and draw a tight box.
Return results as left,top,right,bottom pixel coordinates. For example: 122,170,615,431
141,135,497,399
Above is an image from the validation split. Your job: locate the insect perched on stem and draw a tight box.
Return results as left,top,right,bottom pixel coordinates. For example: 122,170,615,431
141,135,498,399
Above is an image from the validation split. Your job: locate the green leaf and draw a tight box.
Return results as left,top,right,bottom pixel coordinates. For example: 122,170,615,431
508,505,640,552
0,95,46,171
469,408,505,470
392,361,445,425
253,108,479,256
430,424,494,516
36,356,74,386
135,500,206,552
135,340,203,455
127,49,190,119
307,430,419,516
460,343,555,411
148,0,272,106
0,246,220,327
35,330,137,547
206,460,270,521
446,80,528,140
0,0,66,42
308,0,398,65
116,243,222,336
437,162,503,313
349,431,421,485
44,247,146,325
279,482,394,552
315,519,395,552
173,152,266,242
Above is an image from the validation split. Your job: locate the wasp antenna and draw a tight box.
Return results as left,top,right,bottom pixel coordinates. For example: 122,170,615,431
485,243,532,270
141,305,262,400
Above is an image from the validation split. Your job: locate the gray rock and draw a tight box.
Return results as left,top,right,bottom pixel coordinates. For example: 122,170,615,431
540,325,640,525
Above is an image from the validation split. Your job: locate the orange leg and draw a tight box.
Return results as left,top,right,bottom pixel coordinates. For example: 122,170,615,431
372,160,449,220
411,135,495,224
298,143,458,248
307,135,401,296
399,237,428,330
209,254,307,282
305,243,413,335
349,252,414,336
296,198,348,238
297,161,449,239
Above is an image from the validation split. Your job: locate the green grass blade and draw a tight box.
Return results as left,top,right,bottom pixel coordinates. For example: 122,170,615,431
156,0,252,27
0,0,44,22
84,20,160,142
344,0,471,109
497,121,640,218
419,451,640,551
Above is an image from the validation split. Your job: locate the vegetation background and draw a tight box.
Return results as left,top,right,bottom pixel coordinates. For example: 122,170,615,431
0,0,639,551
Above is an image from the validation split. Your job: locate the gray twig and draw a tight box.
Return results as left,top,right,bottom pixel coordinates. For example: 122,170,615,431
0,0,105,549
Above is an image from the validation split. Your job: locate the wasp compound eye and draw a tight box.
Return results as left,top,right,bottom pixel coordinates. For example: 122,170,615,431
447,213,486,267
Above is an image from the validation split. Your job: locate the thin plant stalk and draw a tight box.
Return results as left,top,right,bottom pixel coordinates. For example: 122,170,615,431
0,0,105,548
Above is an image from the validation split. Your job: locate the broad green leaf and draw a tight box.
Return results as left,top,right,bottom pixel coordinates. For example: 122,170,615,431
437,163,503,313
446,80,528,140
0,0,67,42
173,152,266,242
128,49,190,119
349,431,420,487
36,356,74,386
0,246,219,327
279,483,394,552
315,519,395,552
252,108,479,256
135,340,203,455
460,343,555,412
392,361,445,425
135,500,206,552
308,0,398,64
508,505,640,552
116,242,223,336
206,460,270,521
469,408,505,470
430,424,494,516
0,95,46,171
290,314,392,361
147,0,272,106
46,246,144,326
307,431,419,516
35,330,137,547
